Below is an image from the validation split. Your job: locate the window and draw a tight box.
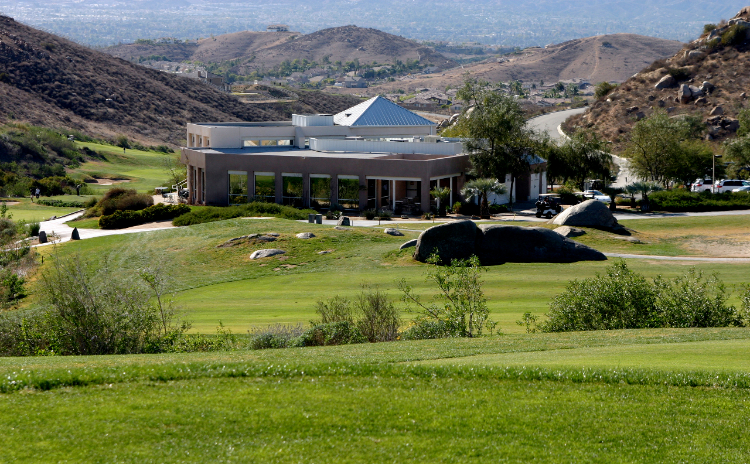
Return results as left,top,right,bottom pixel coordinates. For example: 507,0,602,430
243,139,260,147
310,175,331,209
282,173,303,207
338,176,359,210
228,171,248,205
255,172,275,202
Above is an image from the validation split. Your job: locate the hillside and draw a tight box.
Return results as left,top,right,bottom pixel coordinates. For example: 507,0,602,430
564,7,750,151
105,26,455,71
0,16,360,145
354,34,683,96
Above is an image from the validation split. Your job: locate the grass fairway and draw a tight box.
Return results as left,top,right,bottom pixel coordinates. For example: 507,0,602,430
68,141,178,194
1,329,750,463
2,197,81,222
29,216,750,334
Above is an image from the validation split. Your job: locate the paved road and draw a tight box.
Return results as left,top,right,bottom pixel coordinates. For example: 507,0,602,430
527,107,587,143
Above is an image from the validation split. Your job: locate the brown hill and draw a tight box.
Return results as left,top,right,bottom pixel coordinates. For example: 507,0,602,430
354,34,683,96
564,7,750,152
105,25,455,70
0,16,359,145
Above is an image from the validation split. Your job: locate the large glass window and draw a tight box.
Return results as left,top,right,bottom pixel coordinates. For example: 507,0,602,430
338,176,360,210
228,171,248,205
282,173,303,207
254,172,276,203
310,176,331,209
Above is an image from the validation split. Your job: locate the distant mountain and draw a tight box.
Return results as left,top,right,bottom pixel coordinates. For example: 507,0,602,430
358,34,684,95
0,16,359,145
564,7,750,151
105,26,456,72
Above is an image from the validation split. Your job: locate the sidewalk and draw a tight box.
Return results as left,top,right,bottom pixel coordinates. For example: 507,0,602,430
37,211,174,246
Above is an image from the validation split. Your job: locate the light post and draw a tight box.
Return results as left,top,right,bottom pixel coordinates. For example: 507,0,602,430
712,154,722,193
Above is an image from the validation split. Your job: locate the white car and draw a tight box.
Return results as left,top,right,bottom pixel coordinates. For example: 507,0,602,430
581,190,611,203
691,178,714,192
732,186,750,193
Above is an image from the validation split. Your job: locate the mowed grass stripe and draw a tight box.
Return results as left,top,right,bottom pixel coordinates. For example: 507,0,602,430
417,338,750,372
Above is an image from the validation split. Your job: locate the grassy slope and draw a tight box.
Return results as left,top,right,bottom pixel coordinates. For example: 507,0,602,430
29,215,750,334
2,329,750,462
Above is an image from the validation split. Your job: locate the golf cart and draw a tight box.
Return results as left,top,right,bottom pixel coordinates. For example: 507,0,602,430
535,194,563,218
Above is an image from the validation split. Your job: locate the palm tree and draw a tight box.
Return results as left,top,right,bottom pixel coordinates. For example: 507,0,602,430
462,178,506,218
430,186,451,216
625,182,662,211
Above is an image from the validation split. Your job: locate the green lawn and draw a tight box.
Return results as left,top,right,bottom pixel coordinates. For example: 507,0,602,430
68,141,178,194
27,216,750,334
2,197,81,223
2,329,750,462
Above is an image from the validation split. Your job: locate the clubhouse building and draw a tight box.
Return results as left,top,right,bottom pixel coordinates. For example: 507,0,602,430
181,96,547,213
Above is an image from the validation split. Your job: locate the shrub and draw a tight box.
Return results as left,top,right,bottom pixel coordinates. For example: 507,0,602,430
86,188,153,217
36,199,85,208
355,287,400,342
172,202,315,226
249,323,305,350
400,319,451,340
451,201,463,214
99,203,191,229
594,82,617,99
488,203,508,214
314,295,353,324
28,222,40,237
649,190,750,212
721,23,747,46
541,261,744,332
703,23,717,34
399,254,493,337
378,209,392,220
293,321,367,347
667,67,691,81
362,209,377,220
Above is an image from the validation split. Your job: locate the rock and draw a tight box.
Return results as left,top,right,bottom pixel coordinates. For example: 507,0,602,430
475,225,606,264
399,239,417,250
694,97,708,105
337,216,351,226
678,84,692,104
384,228,404,236
334,226,350,231
700,81,715,93
634,112,645,120
38,231,47,244
626,106,639,114
414,220,477,263
296,232,315,239
687,50,702,59
742,92,748,99
658,99,666,107
552,199,619,229
647,95,656,101
689,86,704,98
554,226,586,238
250,249,285,259
726,119,740,132
667,107,676,113
655,75,676,90
613,235,642,243
217,234,259,247
265,232,280,237
317,250,333,255
71,227,80,240
710,106,724,116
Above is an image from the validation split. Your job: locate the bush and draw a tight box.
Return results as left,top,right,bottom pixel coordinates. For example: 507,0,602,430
451,201,463,214
667,67,691,81
649,190,750,212
541,261,744,332
362,209,377,220
172,202,315,226
314,295,353,324
488,203,508,214
721,24,747,46
36,199,85,208
99,203,191,229
704,23,717,34
377,209,392,220
86,188,153,217
28,222,40,237
249,323,305,350
400,319,451,340
594,82,617,99
355,287,400,342
293,321,367,347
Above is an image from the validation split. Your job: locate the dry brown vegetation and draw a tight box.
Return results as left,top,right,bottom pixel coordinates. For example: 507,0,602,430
564,9,750,153
106,25,455,71
355,33,683,96
0,16,359,145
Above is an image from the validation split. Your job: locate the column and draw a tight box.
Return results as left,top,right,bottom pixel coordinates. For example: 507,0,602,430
187,165,194,205
420,177,431,213
449,177,454,206
274,172,283,205
392,180,396,211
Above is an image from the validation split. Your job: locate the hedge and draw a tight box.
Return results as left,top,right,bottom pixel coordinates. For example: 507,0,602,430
99,203,191,229
36,199,85,208
649,190,750,212
172,202,316,226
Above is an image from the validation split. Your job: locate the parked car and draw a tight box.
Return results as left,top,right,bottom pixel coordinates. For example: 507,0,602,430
581,190,611,203
691,178,714,192
715,179,750,193
732,186,750,193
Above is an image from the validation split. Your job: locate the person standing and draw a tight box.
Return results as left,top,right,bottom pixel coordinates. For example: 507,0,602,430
35,188,40,199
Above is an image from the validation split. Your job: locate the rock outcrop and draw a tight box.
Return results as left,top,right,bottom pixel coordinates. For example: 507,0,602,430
654,75,676,89
296,232,315,239
413,220,605,264
384,228,404,236
250,249,285,259
552,200,619,229
554,226,586,238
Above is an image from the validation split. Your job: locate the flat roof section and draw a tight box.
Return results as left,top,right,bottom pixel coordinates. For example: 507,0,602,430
193,146,391,160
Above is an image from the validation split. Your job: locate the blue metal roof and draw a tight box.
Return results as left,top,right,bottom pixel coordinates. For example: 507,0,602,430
334,96,436,127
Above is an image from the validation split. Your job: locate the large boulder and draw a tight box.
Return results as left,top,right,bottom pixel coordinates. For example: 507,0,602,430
250,249,285,260
654,75,676,90
678,84,692,104
475,225,606,264
414,220,477,262
552,200,618,229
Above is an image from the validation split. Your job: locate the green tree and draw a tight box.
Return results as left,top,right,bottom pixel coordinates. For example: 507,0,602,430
594,81,617,99
623,110,694,186
429,186,451,216
455,78,540,210
547,130,612,190
724,136,750,179
115,135,130,154
461,178,507,218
